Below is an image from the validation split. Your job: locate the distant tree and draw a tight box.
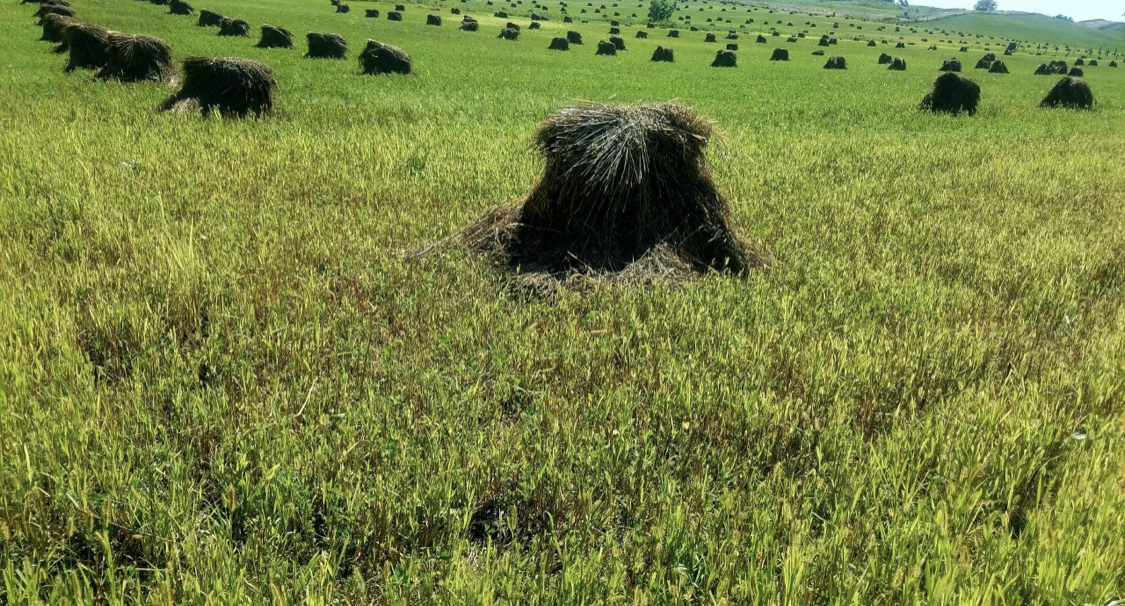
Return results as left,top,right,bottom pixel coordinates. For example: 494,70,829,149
647,0,676,23
973,0,997,11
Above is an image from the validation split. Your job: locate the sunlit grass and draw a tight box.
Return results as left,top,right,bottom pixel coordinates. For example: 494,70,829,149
2,0,1124,603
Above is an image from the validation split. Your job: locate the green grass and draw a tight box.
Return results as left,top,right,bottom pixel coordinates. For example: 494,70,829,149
2,0,1125,603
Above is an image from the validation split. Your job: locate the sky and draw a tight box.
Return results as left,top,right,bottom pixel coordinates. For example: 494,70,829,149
918,0,1122,22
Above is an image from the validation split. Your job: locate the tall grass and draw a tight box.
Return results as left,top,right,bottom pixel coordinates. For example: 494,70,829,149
2,0,1124,602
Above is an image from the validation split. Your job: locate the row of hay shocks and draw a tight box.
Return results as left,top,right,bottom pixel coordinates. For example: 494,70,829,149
31,0,415,117
30,0,1101,117
330,0,1116,60
152,1,415,74
317,0,1121,74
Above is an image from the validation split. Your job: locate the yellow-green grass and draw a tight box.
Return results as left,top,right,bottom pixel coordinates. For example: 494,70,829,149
2,0,1125,603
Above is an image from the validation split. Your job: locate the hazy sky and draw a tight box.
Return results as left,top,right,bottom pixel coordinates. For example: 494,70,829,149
919,0,1122,21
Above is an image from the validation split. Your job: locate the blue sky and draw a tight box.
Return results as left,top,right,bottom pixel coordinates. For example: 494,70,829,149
919,0,1122,21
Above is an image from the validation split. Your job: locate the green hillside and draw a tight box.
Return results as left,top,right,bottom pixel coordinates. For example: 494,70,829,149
923,12,1125,50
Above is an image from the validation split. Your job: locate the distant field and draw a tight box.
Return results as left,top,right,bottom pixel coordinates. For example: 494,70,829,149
2,0,1125,603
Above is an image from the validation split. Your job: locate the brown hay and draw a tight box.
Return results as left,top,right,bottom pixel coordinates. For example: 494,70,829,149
161,56,276,118
710,49,736,67
940,58,961,72
169,0,194,15
60,22,112,71
39,13,75,43
1039,76,1093,109
595,39,616,55
36,4,75,23
257,24,293,49
548,37,569,50
358,39,412,74
197,9,223,26
454,103,766,289
920,72,979,115
96,33,177,83
306,32,347,59
823,55,846,69
218,18,250,37
650,46,673,62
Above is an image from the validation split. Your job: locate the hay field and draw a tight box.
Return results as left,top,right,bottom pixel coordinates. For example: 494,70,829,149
2,0,1125,602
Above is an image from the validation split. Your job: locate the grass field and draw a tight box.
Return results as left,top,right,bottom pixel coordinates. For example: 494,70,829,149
2,0,1125,602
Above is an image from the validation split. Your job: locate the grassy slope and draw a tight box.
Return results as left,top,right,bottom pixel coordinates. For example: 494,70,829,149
923,12,1125,50
2,0,1125,603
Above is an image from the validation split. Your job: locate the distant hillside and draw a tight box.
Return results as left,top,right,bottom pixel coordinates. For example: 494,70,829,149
1079,19,1125,33
920,12,1125,50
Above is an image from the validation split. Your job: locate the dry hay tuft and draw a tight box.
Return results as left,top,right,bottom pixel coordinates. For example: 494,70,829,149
161,56,276,117
96,33,177,83
39,13,75,43
36,4,75,23
1034,60,1067,75
197,9,223,26
169,0,194,15
60,22,113,71
218,18,250,37
920,72,979,115
257,24,293,49
650,46,673,62
306,32,347,58
823,55,846,69
940,58,961,72
1039,76,1093,109
711,49,736,67
359,39,412,74
449,103,767,291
